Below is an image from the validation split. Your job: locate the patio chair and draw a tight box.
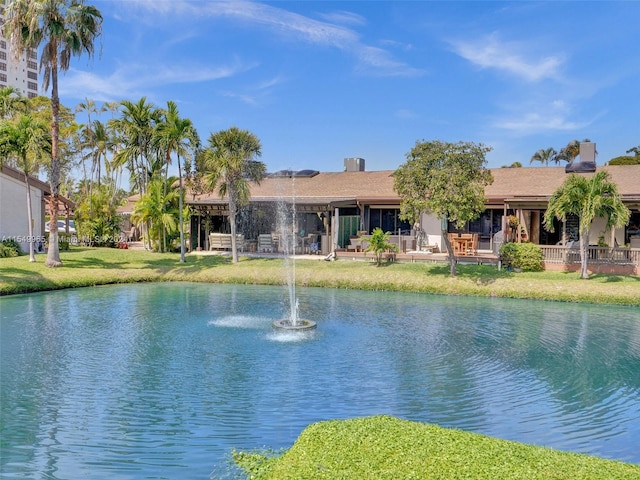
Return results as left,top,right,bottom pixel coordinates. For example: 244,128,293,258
258,234,274,253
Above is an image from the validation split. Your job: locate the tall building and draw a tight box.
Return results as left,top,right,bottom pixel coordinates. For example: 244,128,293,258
0,1,39,98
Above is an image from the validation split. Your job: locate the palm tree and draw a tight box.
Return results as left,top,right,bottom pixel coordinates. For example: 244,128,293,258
80,119,112,217
131,177,179,252
0,115,51,262
0,86,28,119
4,0,103,267
75,97,98,183
543,171,630,279
529,147,557,166
112,97,159,196
155,101,200,262
555,139,591,164
200,127,266,263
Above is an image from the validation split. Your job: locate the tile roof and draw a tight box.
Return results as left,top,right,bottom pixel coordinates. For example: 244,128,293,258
186,165,640,207
485,165,640,200
190,170,398,205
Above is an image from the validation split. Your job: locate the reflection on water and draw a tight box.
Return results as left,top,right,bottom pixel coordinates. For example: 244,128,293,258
1,283,639,479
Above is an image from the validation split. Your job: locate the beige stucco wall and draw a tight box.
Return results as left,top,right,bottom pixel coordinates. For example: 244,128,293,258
419,213,443,252
0,170,45,253
591,217,625,247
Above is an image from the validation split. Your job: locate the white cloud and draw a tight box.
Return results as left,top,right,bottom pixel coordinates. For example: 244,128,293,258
122,0,423,77
317,10,367,27
59,61,254,102
450,33,564,82
220,75,287,106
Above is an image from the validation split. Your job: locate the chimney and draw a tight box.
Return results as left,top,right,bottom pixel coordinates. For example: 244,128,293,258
344,157,365,172
565,142,596,173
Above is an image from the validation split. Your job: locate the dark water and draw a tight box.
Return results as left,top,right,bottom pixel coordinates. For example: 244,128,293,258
1,283,639,479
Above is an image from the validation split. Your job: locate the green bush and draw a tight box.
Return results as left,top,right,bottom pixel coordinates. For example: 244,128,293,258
500,242,544,272
0,239,23,257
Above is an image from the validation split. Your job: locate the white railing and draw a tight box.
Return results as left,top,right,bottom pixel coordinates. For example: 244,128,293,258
539,245,640,265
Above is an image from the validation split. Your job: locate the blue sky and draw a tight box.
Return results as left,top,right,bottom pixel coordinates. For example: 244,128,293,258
60,1,640,174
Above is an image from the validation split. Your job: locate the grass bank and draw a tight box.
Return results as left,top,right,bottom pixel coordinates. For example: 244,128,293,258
1,247,639,305
233,416,640,479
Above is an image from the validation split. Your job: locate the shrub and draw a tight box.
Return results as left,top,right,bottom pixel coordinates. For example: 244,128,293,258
0,238,23,257
363,228,398,266
500,242,544,272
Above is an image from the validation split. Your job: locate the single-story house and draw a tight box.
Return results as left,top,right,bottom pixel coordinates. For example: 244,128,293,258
0,164,74,253
184,155,640,256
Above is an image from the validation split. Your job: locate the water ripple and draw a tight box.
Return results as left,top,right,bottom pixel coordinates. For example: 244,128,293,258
2,284,640,478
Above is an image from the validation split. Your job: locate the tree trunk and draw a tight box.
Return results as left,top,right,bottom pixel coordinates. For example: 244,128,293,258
579,227,590,279
229,193,239,264
46,55,62,267
24,173,36,262
441,227,457,276
178,155,186,263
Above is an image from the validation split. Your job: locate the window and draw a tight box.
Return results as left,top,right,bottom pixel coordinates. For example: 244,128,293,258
0,73,6,83
27,71,37,80
0,62,5,71
28,81,38,91
0,40,6,49
28,49,37,60
0,51,5,60
367,208,411,235
27,60,37,70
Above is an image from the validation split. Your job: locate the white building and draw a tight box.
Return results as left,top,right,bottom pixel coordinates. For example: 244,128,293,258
0,164,48,253
0,1,40,98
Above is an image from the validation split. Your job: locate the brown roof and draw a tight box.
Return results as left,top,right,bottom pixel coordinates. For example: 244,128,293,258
186,164,640,209
485,165,640,208
190,170,398,206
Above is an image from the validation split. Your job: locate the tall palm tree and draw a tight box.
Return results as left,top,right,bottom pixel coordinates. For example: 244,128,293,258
80,119,111,216
112,97,159,196
201,127,266,263
0,115,51,262
529,147,557,166
4,0,103,267
543,171,630,279
75,97,98,183
155,101,200,262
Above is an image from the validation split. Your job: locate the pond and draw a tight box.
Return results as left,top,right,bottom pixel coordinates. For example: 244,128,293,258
1,283,639,479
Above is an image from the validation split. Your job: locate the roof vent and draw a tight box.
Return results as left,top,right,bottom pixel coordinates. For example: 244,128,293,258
566,142,596,173
344,157,365,172
269,169,319,178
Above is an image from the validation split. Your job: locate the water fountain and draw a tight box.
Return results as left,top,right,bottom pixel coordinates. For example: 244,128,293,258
272,175,317,331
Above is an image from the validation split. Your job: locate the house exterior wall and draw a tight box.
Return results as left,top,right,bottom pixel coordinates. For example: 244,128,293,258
419,212,443,252
0,169,45,252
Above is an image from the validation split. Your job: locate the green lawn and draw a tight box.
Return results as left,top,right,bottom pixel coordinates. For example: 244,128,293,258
233,416,640,479
1,247,639,305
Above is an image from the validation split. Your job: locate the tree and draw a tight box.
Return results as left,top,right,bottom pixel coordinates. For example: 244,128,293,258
0,86,28,119
4,0,103,267
363,228,398,266
529,147,557,166
0,115,51,262
543,171,630,279
155,101,200,262
199,127,266,263
608,156,640,166
555,139,591,164
112,97,159,197
394,140,493,276
131,177,179,252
